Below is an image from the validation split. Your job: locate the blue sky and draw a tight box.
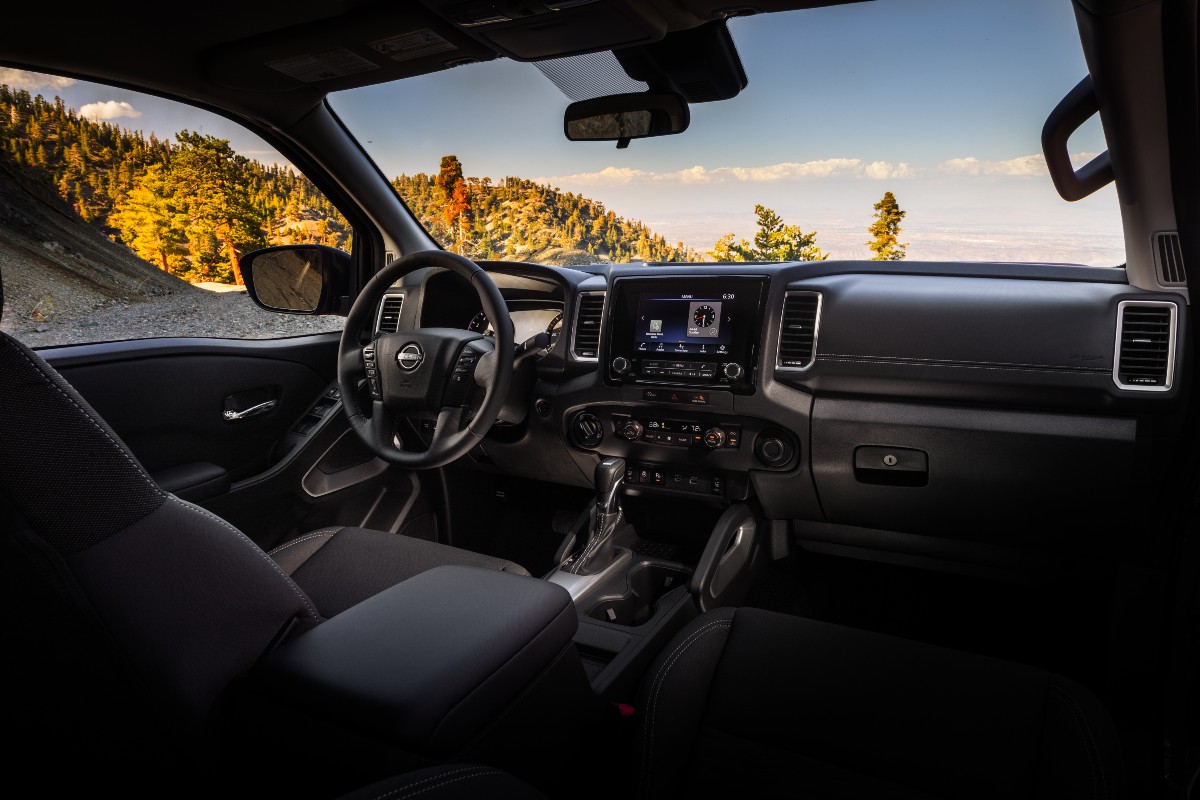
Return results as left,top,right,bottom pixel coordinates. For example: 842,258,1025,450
2,0,1126,265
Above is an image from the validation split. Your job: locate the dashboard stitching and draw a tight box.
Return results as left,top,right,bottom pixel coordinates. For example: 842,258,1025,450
816,355,1110,374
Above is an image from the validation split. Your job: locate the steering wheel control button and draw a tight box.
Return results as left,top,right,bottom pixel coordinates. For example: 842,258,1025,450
397,343,424,371
362,346,382,398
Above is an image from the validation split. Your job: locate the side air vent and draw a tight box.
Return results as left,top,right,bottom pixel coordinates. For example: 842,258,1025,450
776,291,822,370
571,292,605,360
376,294,404,333
1114,300,1177,391
1154,232,1186,286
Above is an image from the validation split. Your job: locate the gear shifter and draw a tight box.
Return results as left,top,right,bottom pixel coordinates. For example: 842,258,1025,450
569,456,625,575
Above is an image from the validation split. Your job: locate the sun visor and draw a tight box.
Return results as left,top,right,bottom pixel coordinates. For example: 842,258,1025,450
421,0,673,60
202,3,496,93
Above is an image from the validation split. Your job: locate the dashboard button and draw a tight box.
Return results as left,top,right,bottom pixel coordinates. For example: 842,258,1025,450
703,427,726,448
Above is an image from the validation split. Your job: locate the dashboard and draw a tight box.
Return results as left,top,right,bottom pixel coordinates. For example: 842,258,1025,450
467,306,563,354
380,257,1188,574
414,266,564,358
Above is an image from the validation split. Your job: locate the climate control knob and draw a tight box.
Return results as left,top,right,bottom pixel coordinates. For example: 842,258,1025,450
723,362,744,380
703,427,726,449
620,420,644,441
611,356,630,374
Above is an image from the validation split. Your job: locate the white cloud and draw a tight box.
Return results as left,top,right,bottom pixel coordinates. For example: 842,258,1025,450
0,68,75,91
864,160,915,180
541,158,917,186
540,166,652,185
938,153,1101,178
78,100,142,121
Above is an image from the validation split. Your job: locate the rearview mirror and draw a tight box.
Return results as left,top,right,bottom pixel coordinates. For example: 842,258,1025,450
241,244,350,315
564,91,690,148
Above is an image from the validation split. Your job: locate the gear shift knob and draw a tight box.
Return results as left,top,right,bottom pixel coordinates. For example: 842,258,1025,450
594,457,625,514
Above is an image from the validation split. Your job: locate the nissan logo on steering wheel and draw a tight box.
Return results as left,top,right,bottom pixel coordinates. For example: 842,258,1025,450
397,343,424,371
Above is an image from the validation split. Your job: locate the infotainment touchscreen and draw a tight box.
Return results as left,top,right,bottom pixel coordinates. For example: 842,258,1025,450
634,293,735,355
606,275,769,393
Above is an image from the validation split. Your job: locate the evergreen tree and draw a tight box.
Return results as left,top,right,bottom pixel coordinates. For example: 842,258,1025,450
109,164,187,274
867,191,907,261
708,205,828,262
168,131,266,284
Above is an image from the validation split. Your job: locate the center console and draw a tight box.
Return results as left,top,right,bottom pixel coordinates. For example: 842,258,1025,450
555,275,783,701
568,273,797,503
604,274,770,394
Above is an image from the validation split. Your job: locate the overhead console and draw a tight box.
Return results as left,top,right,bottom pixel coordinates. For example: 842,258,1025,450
604,274,769,395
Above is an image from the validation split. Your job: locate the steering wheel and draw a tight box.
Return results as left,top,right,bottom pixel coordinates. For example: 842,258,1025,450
338,250,514,468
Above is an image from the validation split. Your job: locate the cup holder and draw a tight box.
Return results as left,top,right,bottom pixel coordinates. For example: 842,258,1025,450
587,561,692,626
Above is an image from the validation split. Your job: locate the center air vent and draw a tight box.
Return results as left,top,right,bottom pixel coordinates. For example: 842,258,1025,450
376,294,404,333
777,291,822,370
571,292,605,360
1114,300,1176,391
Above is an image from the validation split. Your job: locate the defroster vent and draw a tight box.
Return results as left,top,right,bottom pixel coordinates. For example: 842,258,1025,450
571,292,605,360
1114,301,1176,391
777,291,822,369
1154,232,1186,286
376,295,404,333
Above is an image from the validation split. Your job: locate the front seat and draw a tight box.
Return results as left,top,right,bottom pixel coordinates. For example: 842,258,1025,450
631,607,1127,799
0,317,526,789
329,606,1129,800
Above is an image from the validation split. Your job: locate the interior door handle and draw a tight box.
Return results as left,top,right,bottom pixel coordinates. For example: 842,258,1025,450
223,399,277,422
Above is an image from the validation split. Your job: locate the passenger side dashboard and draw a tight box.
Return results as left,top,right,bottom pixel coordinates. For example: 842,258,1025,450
551,261,1187,574
377,257,1187,575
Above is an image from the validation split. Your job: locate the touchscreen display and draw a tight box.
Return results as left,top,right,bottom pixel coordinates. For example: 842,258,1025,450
634,292,735,355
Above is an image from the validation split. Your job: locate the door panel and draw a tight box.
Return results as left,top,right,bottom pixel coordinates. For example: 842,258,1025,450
45,335,338,480
37,333,424,548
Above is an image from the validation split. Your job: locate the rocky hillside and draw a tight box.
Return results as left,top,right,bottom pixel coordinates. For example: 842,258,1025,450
0,158,341,347
0,156,197,327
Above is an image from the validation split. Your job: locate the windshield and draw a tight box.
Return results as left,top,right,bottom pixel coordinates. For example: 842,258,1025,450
330,0,1123,268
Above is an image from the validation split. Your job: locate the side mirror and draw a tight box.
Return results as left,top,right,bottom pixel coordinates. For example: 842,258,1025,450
564,91,690,148
241,244,350,315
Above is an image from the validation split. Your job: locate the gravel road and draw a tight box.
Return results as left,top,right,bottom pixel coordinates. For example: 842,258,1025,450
2,284,345,348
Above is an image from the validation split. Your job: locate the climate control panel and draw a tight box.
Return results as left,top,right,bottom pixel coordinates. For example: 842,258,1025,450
567,407,799,487
612,414,741,450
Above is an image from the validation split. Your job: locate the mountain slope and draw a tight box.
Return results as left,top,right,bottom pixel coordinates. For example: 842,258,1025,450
0,155,195,329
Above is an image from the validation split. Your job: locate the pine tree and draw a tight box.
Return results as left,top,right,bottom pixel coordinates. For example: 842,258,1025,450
867,191,907,261
708,205,827,262
168,131,267,284
109,165,188,274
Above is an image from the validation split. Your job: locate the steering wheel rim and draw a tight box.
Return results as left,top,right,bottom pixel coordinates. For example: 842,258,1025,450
338,250,514,468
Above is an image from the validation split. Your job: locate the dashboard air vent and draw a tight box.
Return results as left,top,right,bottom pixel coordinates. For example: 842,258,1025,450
1154,232,1186,286
571,292,605,360
376,294,404,333
777,291,822,370
1114,301,1176,391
